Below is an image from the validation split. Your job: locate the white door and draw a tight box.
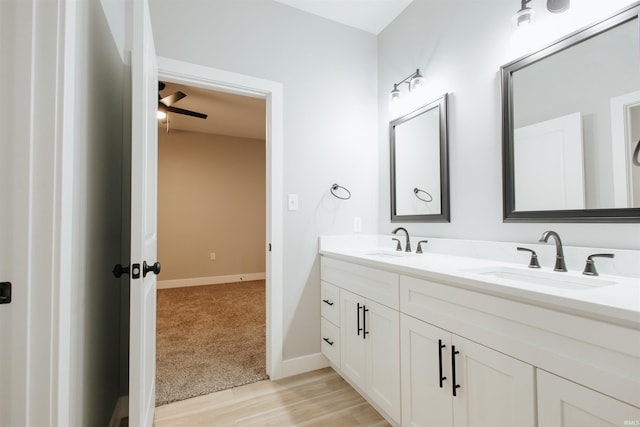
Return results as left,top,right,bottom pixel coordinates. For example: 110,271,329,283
514,112,585,211
537,370,640,427
367,299,400,423
401,314,453,427
452,335,536,427
340,289,367,391
129,0,159,426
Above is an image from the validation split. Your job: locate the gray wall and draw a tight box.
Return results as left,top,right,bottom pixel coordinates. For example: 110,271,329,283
68,0,126,424
149,0,379,359
378,0,640,250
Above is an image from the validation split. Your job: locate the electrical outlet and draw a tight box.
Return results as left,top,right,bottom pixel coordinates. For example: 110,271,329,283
210,252,216,260
353,217,362,233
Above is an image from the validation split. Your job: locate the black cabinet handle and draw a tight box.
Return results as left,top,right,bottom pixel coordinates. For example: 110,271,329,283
362,305,369,339
452,345,461,397
322,337,334,346
438,339,447,388
322,299,334,306
357,303,363,336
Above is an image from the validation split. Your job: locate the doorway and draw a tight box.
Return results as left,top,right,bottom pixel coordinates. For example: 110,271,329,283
155,80,268,405
156,56,284,395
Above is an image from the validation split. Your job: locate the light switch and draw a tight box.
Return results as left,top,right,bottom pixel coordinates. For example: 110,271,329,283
288,194,299,211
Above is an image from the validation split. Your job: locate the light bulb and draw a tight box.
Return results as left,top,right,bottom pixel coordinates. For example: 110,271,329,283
157,110,167,120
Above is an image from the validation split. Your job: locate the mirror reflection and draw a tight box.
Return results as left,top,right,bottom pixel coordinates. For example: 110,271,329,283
390,94,449,222
501,4,640,221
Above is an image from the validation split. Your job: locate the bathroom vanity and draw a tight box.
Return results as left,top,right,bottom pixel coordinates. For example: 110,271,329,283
319,235,640,427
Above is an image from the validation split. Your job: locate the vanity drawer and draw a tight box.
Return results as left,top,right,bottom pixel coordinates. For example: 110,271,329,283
321,281,340,325
321,257,399,309
321,317,340,367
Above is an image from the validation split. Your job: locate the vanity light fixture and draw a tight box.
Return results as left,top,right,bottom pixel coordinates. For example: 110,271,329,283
546,0,570,13
513,0,535,28
389,69,424,101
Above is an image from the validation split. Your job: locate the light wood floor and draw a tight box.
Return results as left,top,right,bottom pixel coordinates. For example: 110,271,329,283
153,367,391,426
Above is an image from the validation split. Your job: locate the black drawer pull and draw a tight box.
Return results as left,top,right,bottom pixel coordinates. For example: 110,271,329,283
452,345,461,397
438,339,447,388
322,299,334,306
357,303,363,336
362,305,369,339
323,337,334,346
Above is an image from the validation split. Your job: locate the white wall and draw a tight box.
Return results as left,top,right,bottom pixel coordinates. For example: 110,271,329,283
148,0,379,359
378,0,640,250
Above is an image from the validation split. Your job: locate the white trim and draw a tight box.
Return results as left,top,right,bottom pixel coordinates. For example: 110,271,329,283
157,273,266,289
157,56,284,380
108,396,129,427
281,353,330,378
610,90,640,208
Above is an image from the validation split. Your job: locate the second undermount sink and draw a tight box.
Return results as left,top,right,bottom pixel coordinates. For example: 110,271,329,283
466,266,616,290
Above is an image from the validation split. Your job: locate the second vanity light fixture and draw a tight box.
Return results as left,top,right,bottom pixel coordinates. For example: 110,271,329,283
513,0,571,28
390,68,424,102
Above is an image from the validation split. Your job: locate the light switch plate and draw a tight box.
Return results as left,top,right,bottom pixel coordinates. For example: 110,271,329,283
288,194,299,211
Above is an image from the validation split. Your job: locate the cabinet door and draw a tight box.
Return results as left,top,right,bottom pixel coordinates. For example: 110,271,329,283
340,289,367,391
367,299,401,423
401,314,453,427
538,370,640,427
452,335,536,427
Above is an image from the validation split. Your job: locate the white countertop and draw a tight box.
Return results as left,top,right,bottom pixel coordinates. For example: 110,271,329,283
319,235,640,328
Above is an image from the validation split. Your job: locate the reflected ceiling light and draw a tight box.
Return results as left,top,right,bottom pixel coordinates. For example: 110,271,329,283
389,69,423,101
547,0,570,13
513,0,535,28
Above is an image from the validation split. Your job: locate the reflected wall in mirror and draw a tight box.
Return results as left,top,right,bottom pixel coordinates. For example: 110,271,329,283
390,94,450,222
501,3,640,222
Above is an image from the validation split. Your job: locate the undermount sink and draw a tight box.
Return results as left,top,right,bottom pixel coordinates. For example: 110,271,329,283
466,267,616,290
363,250,418,259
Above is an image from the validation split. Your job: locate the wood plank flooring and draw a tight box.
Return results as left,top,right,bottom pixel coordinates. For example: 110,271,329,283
154,367,391,426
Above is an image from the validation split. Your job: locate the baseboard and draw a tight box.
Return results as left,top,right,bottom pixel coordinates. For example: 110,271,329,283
281,352,330,378
108,396,128,427
157,272,266,289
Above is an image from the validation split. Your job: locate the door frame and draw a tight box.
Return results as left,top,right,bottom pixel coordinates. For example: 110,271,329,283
157,57,284,379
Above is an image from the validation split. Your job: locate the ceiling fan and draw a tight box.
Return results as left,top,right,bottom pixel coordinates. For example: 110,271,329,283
158,82,208,119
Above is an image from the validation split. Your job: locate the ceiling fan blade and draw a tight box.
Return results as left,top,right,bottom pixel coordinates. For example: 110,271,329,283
166,106,208,119
160,91,187,107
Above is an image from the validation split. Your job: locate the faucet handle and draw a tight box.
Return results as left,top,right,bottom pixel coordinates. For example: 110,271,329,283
582,253,615,276
416,240,429,254
517,247,541,269
392,238,402,252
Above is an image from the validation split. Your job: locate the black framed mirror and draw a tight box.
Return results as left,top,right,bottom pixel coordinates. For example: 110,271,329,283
390,94,450,222
501,3,640,222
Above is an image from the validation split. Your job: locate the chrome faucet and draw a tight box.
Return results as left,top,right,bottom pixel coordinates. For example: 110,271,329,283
392,227,411,252
538,230,567,272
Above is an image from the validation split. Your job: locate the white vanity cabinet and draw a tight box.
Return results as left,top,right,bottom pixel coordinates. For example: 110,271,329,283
401,313,536,427
321,257,401,425
320,253,640,427
537,370,640,427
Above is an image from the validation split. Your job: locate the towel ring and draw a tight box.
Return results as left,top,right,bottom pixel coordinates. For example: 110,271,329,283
414,187,433,203
331,184,351,200
633,139,640,167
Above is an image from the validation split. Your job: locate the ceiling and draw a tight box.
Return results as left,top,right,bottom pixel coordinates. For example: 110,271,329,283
158,81,266,140
159,1,415,137
273,0,414,35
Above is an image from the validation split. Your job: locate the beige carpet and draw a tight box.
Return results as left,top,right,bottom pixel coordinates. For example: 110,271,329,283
155,280,268,406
